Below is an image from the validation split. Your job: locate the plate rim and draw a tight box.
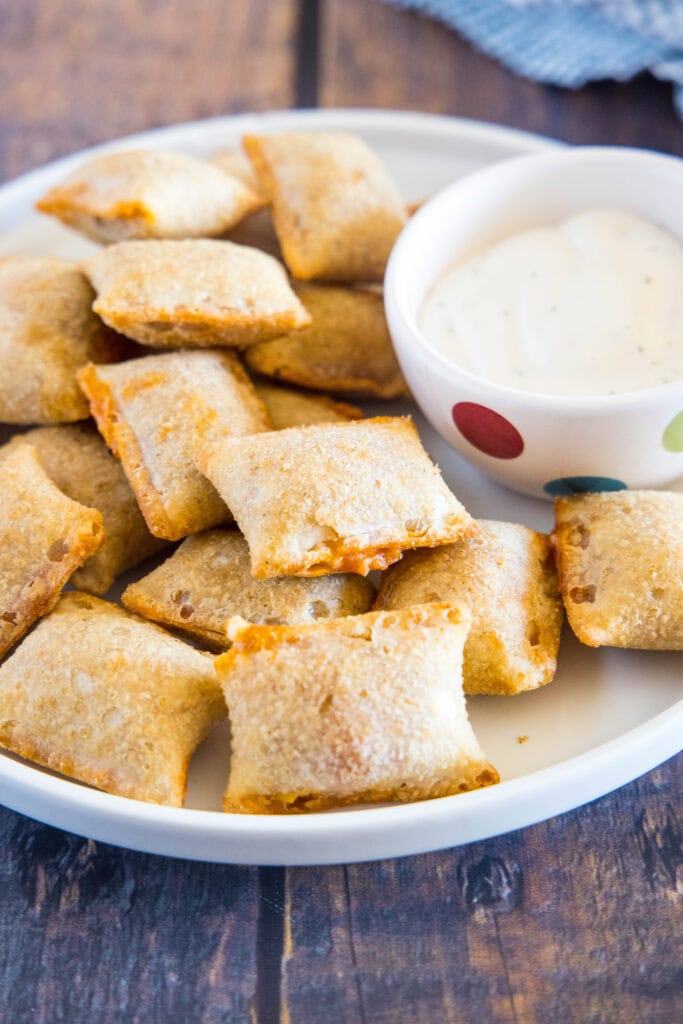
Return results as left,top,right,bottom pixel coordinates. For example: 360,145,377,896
0,108,680,864
0,697,680,864
1,107,559,189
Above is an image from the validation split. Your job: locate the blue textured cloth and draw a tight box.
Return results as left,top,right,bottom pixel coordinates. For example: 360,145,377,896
386,0,683,117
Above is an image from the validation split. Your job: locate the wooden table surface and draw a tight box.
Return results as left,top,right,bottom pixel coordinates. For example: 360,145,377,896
0,2,681,1022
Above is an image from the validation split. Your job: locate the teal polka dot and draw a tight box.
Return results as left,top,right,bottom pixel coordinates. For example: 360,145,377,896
543,476,627,497
663,410,683,452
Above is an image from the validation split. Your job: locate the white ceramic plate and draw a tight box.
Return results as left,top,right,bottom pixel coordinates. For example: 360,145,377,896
0,110,680,865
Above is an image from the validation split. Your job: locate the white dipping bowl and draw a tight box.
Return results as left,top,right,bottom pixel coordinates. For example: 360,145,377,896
384,146,683,499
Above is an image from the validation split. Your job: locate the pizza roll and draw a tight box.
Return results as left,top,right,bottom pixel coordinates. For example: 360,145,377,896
0,257,127,424
82,239,311,349
0,444,105,658
376,520,563,695
553,490,683,649
0,592,225,806
122,529,376,648
78,350,270,541
253,381,362,429
245,283,408,398
36,149,265,243
200,416,474,577
3,424,168,594
243,132,406,281
216,603,498,813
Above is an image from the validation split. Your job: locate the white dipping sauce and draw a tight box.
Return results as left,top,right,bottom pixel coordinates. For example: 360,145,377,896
419,208,683,396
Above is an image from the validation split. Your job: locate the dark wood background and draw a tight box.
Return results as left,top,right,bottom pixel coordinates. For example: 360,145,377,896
0,2,681,1021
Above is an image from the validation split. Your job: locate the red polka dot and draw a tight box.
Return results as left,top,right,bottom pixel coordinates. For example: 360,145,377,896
452,402,524,459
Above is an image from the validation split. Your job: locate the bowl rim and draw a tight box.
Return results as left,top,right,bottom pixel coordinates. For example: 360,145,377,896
384,144,683,413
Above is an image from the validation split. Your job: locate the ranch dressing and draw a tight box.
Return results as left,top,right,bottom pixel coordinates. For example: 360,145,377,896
418,208,683,396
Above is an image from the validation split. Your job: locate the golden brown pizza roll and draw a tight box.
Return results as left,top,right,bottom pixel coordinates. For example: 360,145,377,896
0,444,105,658
215,603,498,813
3,424,168,594
253,381,362,428
122,529,376,648
375,520,563,695
0,592,225,806
0,257,127,424
244,283,408,398
553,490,683,649
81,239,311,349
36,148,265,243
243,132,407,281
78,350,271,541
200,416,475,578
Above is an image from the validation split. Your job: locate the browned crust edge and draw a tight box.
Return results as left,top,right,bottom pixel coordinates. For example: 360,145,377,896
253,380,364,422
0,507,105,659
91,298,311,334
0,724,186,806
251,518,478,579
121,587,227,651
222,767,500,814
219,602,470,658
37,180,267,238
244,346,410,399
551,499,602,647
77,363,180,540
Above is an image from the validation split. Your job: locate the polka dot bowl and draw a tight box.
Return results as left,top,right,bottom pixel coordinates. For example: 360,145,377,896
384,146,683,499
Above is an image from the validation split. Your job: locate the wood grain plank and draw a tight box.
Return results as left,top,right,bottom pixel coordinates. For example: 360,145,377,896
0,0,299,181
282,755,682,1024
319,0,683,155
0,808,264,1023
490,759,683,1024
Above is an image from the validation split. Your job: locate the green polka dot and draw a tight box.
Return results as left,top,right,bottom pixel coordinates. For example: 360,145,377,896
663,410,683,452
